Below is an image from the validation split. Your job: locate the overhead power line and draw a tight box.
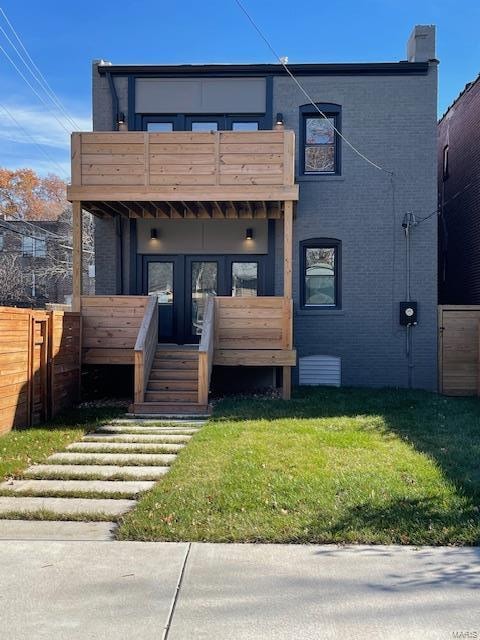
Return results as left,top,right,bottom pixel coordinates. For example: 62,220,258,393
0,41,72,135
0,101,70,178
233,0,393,176
0,7,80,131
416,180,478,226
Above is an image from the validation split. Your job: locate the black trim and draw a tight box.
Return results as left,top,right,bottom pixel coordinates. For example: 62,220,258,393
127,75,135,131
300,103,342,176
129,219,137,294
97,62,430,76
300,238,342,310
267,220,275,295
139,113,268,132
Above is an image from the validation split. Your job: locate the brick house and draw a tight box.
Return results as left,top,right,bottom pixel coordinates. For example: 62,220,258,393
67,25,438,415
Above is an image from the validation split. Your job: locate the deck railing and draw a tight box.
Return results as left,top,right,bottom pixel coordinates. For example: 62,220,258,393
133,295,158,404
69,130,297,200
198,296,216,406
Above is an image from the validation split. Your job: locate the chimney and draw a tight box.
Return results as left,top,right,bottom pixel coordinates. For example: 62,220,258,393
407,25,436,62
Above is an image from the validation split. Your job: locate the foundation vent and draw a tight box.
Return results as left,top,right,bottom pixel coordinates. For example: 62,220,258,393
299,355,341,387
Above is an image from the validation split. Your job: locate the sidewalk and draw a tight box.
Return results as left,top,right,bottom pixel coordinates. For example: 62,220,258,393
0,541,478,639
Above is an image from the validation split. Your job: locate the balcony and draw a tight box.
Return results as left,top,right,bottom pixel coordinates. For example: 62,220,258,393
67,130,298,217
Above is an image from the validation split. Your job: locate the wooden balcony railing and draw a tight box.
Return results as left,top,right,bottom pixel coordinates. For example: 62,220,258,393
133,295,159,404
68,130,298,203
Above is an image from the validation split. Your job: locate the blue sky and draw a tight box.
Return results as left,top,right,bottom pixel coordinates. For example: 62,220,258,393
0,0,478,177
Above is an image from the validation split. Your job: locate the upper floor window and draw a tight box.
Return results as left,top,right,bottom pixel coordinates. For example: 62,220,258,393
442,145,449,181
300,238,341,309
191,121,218,132
300,104,341,176
147,122,173,132
232,121,259,131
23,236,46,258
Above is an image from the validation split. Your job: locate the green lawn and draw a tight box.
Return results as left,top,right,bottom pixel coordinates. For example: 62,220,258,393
0,407,123,481
118,387,480,545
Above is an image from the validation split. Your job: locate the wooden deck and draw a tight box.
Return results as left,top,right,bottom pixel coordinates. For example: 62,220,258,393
67,130,298,215
79,295,296,413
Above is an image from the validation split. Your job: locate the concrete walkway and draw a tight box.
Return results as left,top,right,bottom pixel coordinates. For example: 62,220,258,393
0,542,478,639
0,419,205,539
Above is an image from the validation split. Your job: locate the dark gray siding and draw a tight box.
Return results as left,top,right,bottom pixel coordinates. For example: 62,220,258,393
273,68,438,390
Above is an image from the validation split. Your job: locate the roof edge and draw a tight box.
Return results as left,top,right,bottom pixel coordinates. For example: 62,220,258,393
96,61,430,77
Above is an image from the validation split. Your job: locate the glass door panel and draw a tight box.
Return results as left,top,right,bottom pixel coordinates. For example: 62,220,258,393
191,261,218,336
231,262,258,296
147,262,174,340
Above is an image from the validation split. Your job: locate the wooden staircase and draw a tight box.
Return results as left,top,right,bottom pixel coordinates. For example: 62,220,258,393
132,345,211,416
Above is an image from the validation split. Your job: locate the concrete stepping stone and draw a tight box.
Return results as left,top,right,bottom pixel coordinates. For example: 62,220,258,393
0,479,155,496
0,496,134,517
67,441,185,453
0,520,116,540
114,418,206,426
97,425,200,434
47,452,177,465
83,433,192,443
24,464,170,479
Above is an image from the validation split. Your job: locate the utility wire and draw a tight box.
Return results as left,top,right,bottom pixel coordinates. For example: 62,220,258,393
0,42,72,135
233,0,393,176
0,7,80,131
0,219,94,253
0,101,70,178
416,180,478,225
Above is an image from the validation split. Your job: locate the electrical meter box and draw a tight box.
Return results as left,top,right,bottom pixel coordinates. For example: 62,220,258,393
399,301,418,326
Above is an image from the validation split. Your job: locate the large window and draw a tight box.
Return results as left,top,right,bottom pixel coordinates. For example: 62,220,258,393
22,236,46,258
300,239,341,308
300,104,341,175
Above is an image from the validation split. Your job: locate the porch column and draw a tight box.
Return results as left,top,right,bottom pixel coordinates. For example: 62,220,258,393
72,201,83,312
283,201,293,298
282,200,293,400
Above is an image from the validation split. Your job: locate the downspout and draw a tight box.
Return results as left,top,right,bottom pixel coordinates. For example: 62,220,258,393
106,71,119,131
107,70,124,293
403,212,415,388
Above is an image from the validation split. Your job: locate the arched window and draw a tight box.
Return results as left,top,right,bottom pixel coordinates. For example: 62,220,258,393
299,103,341,176
300,238,341,309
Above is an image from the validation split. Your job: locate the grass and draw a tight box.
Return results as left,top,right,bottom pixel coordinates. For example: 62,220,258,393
0,407,124,481
117,387,480,545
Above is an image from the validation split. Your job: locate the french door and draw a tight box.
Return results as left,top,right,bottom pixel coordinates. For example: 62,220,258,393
142,255,267,344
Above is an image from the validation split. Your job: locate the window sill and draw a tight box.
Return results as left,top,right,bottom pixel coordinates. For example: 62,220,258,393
296,175,345,182
296,308,345,316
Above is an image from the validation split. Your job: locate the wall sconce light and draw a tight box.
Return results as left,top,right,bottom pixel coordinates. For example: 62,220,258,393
150,228,159,240
245,228,254,240
117,112,128,131
276,112,284,126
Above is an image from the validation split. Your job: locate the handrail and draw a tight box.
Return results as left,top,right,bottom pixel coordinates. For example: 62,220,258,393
198,296,215,406
133,295,158,404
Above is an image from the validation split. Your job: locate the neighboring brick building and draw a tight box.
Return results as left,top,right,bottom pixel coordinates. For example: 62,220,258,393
438,74,480,304
0,216,94,307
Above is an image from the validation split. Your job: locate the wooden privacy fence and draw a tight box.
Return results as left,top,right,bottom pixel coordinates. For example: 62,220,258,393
438,305,480,395
0,307,81,435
